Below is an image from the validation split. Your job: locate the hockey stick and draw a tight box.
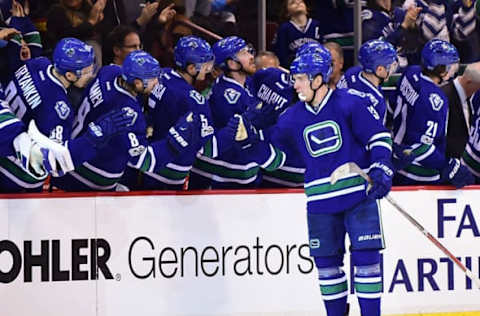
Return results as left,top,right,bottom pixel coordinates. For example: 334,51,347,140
176,15,223,40
175,16,292,74
330,162,480,289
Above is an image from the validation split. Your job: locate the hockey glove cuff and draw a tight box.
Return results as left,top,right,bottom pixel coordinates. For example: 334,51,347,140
441,158,475,189
367,160,393,200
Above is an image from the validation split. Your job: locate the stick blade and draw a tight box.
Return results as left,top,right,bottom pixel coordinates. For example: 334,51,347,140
330,163,356,185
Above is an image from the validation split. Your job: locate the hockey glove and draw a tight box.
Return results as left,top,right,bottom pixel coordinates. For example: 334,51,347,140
85,107,137,149
441,158,475,189
243,101,279,130
366,161,393,200
233,114,261,150
167,112,201,154
13,132,52,179
392,143,415,171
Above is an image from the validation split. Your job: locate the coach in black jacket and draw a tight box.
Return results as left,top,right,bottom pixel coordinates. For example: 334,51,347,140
443,62,480,158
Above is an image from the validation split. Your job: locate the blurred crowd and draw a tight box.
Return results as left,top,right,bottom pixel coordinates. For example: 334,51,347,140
1,0,480,193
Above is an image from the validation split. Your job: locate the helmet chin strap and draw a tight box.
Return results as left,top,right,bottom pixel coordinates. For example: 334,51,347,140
306,75,325,104
226,59,247,76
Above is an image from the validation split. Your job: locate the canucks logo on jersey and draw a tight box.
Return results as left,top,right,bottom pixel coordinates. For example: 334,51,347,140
303,121,342,157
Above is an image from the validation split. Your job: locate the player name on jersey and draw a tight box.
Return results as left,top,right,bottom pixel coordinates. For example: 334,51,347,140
14,64,41,110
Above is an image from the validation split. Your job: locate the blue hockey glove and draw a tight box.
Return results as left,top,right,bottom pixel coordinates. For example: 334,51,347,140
441,158,475,189
167,112,201,154
366,161,393,200
392,143,415,171
85,107,137,149
243,101,279,129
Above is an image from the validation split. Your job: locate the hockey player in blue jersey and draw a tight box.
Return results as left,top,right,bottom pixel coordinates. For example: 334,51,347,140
251,66,303,187
337,39,398,124
272,0,323,68
0,94,52,181
190,36,286,189
52,50,214,191
136,35,238,190
392,39,474,188
0,37,134,192
249,50,393,316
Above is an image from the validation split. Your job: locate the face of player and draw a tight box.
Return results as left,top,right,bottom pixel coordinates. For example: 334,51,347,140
117,33,142,65
376,60,398,82
235,46,256,75
138,77,159,95
293,73,314,102
73,64,95,88
287,0,307,16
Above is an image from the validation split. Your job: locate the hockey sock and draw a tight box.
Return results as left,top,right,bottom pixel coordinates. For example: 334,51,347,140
354,263,382,316
318,266,349,316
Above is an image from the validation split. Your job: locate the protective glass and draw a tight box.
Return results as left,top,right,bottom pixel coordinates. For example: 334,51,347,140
236,44,256,59
196,60,215,74
386,60,399,76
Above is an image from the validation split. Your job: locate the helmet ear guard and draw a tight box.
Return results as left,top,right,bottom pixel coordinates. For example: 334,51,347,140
122,50,161,88
290,51,333,84
421,39,459,70
174,35,215,71
213,36,248,70
358,39,398,75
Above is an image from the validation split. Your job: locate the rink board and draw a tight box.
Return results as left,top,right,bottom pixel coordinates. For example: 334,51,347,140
0,187,479,316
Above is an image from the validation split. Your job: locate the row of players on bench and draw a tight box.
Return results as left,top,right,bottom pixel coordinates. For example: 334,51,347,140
0,35,476,192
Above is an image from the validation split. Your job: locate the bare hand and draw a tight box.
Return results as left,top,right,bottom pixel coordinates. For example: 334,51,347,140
158,3,176,24
11,0,26,17
0,28,20,40
402,6,421,29
88,0,106,25
137,2,159,27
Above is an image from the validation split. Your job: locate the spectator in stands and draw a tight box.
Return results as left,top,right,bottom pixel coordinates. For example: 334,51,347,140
255,51,280,69
362,0,420,68
46,0,106,66
324,41,344,88
311,0,359,69
104,25,142,66
272,0,323,68
0,0,42,85
184,0,211,18
396,0,477,65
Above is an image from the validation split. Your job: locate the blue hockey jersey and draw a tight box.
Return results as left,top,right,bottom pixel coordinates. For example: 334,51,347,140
0,98,24,158
337,66,388,124
0,57,75,192
272,18,323,68
52,65,175,191
250,67,305,187
392,65,449,184
267,88,392,213
140,68,218,189
190,75,285,188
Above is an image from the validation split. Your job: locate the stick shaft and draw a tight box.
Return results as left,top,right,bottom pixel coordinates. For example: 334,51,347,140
348,163,480,289
176,16,223,40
